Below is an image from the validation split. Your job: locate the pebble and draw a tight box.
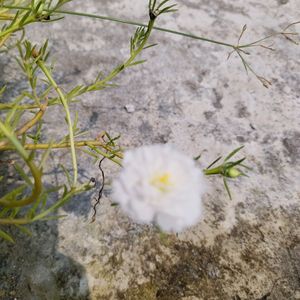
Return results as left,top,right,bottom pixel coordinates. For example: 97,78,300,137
124,104,135,113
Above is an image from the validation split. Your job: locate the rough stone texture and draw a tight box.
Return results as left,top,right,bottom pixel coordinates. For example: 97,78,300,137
1,0,300,299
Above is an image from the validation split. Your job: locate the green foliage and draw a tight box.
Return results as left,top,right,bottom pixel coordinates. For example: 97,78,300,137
0,0,175,242
203,146,251,200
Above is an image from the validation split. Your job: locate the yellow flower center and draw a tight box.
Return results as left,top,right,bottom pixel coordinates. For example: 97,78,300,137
150,172,173,193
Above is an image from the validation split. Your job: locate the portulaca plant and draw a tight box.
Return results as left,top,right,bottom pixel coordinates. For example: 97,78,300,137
0,0,298,242
111,144,249,232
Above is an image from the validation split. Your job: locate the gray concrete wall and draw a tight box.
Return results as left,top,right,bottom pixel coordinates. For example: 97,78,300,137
0,0,299,299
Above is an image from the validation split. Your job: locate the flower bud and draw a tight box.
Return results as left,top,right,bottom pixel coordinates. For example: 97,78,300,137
31,48,39,58
227,167,242,178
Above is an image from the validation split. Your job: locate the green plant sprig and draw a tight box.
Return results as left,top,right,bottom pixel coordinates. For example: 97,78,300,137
226,23,300,88
0,0,171,186
0,0,69,42
34,42,79,187
2,2,298,87
0,182,93,225
0,1,175,241
68,0,175,96
203,146,251,200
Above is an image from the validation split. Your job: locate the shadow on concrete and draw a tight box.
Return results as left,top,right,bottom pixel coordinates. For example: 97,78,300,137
0,159,93,299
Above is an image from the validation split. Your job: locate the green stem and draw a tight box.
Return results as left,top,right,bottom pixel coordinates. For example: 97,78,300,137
37,60,78,187
56,9,234,48
86,143,122,166
203,167,222,176
0,187,82,225
0,121,42,208
0,218,33,225
0,13,35,39
0,98,61,110
2,5,235,49
238,33,281,49
0,103,41,110
0,140,123,166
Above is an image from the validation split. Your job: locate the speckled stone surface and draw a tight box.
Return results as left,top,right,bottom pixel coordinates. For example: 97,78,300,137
0,0,300,299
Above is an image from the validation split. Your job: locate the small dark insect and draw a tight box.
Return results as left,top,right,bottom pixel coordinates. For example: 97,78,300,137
39,14,51,21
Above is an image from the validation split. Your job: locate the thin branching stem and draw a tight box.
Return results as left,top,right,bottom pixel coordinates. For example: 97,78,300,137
37,60,78,187
0,98,61,110
0,140,123,157
1,5,236,48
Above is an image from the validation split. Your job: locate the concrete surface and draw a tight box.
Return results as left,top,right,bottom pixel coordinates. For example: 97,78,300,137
0,0,300,299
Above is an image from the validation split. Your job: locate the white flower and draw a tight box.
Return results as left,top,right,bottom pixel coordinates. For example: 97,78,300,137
112,144,206,232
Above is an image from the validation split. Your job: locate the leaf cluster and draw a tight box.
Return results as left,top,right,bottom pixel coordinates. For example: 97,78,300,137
0,0,166,242
203,146,251,200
